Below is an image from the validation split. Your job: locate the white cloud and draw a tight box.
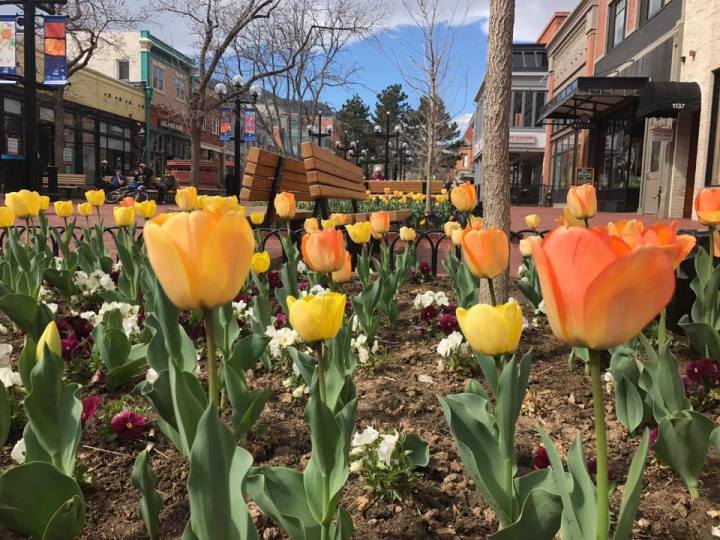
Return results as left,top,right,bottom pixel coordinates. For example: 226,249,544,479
453,112,473,135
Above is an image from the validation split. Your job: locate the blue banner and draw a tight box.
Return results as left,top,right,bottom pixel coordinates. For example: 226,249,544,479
0,16,17,77
243,108,256,142
43,16,68,85
219,107,232,142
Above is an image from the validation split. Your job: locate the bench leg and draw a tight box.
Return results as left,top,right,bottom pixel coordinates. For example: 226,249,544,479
351,200,359,213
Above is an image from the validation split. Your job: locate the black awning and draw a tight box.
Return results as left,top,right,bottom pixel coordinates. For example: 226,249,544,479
536,76,649,124
636,82,701,118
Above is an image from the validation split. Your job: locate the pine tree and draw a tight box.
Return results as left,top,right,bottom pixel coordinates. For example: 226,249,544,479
336,95,373,153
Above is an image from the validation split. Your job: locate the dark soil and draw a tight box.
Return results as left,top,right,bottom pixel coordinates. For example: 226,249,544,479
1,277,719,539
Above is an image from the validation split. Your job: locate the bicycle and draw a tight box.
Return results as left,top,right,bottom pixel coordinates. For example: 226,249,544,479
106,185,150,204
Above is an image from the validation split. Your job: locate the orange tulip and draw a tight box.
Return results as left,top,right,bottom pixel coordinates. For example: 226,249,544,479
274,192,296,219
694,187,720,226
567,184,597,220
450,183,476,212
332,251,353,283
607,220,695,268
120,197,135,207
301,229,346,273
370,211,390,235
461,227,509,279
531,226,676,350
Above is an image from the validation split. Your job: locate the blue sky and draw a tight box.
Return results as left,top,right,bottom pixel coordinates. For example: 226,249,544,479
322,20,488,136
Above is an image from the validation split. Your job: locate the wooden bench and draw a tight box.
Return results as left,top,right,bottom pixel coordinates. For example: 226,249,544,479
367,180,445,196
43,173,87,197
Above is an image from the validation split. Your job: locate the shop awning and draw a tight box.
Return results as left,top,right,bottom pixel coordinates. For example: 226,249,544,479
536,76,649,124
636,81,701,118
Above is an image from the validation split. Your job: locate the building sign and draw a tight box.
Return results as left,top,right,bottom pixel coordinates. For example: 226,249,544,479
63,147,73,164
7,137,18,155
43,16,68,85
219,107,232,142
243,108,256,142
576,167,594,184
572,118,594,130
159,119,183,132
0,16,17,77
509,134,537,145
652,127,674,141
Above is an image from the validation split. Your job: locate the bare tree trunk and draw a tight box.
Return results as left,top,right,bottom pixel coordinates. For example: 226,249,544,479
53,89,66,173
482,0,514,304
190,119,202,187
424,95,436,214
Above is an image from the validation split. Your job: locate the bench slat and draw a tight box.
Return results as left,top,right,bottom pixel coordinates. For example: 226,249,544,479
244,162,307,183
303,157,364,184
309,184,368,201
301,142,364,179
246,147,306,175
242,175,311,194
240,187,314,202
306,171,366,193
367,180,445,195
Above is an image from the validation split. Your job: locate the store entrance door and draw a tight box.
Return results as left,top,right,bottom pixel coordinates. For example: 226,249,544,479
640,118,674,216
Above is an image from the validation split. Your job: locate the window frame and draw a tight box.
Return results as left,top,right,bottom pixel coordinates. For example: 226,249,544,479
639,0,667,25
607,0,627,52
117,59,130,81
152,63,165,93
174,75,185,101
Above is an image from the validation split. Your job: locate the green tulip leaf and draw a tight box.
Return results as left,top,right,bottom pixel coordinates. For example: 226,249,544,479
0,383,10,447
0,293,54,342
679,321,720,360
403,433,430,468
489,487,562,540
187,405,259,540
614,374,644,433
613,430,649,540
224,364,271,442
131,449,163,540
169,362,208,457
0,461,85,539
227,334,271,372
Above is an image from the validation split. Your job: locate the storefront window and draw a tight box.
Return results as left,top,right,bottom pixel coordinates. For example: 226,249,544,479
512,92,523,127
3,98,23,157
597,107,644,190
608,0,627,51
550,132,577,191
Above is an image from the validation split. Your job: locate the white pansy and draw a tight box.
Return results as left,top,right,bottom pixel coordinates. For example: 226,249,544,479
38,286,54,302
309,284,327,296
351,334,370,364
349,460,363,473
266,325,299,359
297,260,307,273
603,371,615,393
232,301,248,320
0,324,8,335
377,431,399,467
371,339,380,354
522,317,530,331
413,290,450,310
291,384,307,398
351,315,360,333
146,368,159,385
508,296,518,305
0,343,21,388
53,256,64,270
436,331,464,358
517,265,525,277
112,261,123,272
74,269,116,296
351,426,379,447
46,303,58,315
536,300,546,314
10,438,25,464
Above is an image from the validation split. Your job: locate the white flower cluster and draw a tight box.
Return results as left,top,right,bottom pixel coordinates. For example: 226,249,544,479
436,331,469,359
265,325,300,359
81,301,141,337
297,260,307,273
231,300,255,323
74,270,116,296
0,344,21,388
10,438,25,464
350,426,400,471
38,285,54,303
282,362,308,398
351,333,380,365
413,290,449,310
300,284,329,297
603,371,615,394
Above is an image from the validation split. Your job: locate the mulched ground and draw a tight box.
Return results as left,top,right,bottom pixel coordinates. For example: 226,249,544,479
1,276,718,539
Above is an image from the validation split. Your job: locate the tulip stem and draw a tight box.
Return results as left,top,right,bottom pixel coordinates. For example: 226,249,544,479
583,217,590,228
204,310,219,408
658,308,667,346
317,343,331,537
589,349,609,540
486,278,497,307
709,227,715,278
24,218,30,248
316,343,327,406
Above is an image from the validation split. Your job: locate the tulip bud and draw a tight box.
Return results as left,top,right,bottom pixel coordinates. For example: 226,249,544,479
54,200,73,218
332,251,353,283
6,190,41,218
525,214,541,230
330,213,349,226
287,292,346,342
519,235,541,257
468,216,484,229
0,207,14,227
444,221,461,238
250,212,265,225
113,206,136,227
251,251,271,274
346,222,372,244
456,302,523,356
461,227,509,279
38,196,50,212
274,192,296,219
694,187,720,226
175,187,198,211
370,211,390,235
36,321,62,361
84,189,106,207
304,217,319,232
450,183,476,212
322,218,336,230
451,228,463,246
135,200,157,219
301,229,346,273
566,184,597,220
77,202,93,217
399,226,416,242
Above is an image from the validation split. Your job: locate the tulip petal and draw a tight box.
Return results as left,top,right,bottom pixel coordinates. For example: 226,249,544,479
582,246,675,349
144,222,196,308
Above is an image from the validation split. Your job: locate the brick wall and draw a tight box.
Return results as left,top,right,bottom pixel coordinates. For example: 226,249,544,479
681,0,720,213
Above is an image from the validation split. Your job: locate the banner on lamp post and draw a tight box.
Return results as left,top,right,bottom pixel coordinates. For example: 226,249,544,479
43,16,68,85
0,16,17,78
243,108,256,142
219,107,232,142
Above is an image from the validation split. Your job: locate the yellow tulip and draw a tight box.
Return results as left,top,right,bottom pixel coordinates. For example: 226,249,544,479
332,251,353,283
54,200,73,218
556,206,585,228
251,251,271,274
451,228,463,246
0,207,14,227
85,189,105,207
468,216,484,229
322,218,336,230
39,195,50,212
144,210,255,310
135,200,157,219
566,184,597,220
456,302,523,356
330,213,349,226
36,321,62,361
519,235,541,257
175,186,198,211
525,214,541,230
399,226,416,242
444,221,462,238
287,292,346,342
250,212,265,225
77,202,93,217
274,192,296,219
450,183,476,212
305,217,319,232
6,190,41,218
113,206,136,227
200,195,241,213
345,221,372,244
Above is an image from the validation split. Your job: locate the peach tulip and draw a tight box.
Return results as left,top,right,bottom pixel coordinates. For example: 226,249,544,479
531,226,676,350
461,227,509,279
332,251,353,283
274,192,296,219
370,211,390,235
694,187,720,226
566,184,597,220
450,183,476,212
607,220,695,268
301,229,346,273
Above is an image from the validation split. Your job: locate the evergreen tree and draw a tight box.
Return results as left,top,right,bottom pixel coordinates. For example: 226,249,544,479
404,95,461,176
371,84,410,178
336,95,373,153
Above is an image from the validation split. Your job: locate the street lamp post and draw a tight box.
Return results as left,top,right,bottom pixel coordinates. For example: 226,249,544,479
334,135,357,161
306,110,333,147
398,142,409,180
215,75,261,198
373,113,401,180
